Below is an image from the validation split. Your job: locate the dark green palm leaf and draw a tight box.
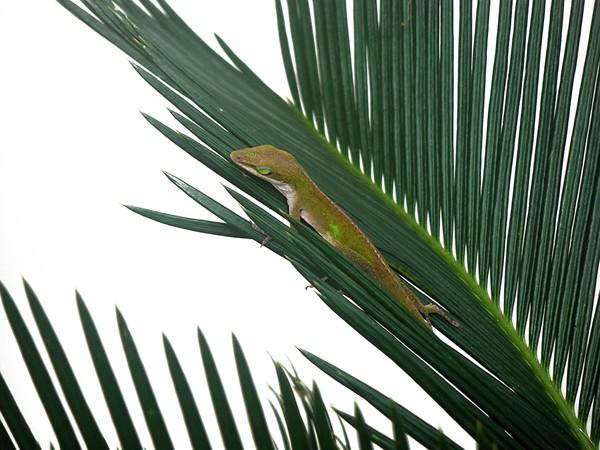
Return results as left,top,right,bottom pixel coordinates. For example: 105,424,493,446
163,335,213,449
0,281,83,450
76,293,145,449
232,334,277,450
1,281,361,448
24,281,109,450
197,328,245,449
354,404,373,450
117,309,175,450
0,372,39,450
275,362,312,450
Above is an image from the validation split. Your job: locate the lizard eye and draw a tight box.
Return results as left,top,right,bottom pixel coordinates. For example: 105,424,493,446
257,166,273,175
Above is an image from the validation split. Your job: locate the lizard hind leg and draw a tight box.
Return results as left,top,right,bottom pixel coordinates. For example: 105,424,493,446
420,304,461,328
250,221,271,246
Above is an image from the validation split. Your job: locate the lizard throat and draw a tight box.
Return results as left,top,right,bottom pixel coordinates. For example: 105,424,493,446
272,181,294,198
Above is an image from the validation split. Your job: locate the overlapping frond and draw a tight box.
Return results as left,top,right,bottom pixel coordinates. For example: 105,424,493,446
2,280,378,449
278,0,600,441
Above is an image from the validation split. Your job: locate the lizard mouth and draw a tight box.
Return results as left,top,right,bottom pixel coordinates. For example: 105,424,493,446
230,151,244,163
233,160,255,173
230,152,252,169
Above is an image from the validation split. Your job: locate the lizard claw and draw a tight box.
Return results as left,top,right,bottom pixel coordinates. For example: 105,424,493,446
251,221,271,247
305,276,328,290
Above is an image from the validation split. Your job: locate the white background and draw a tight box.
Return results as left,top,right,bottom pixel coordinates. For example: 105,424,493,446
3,0,591,449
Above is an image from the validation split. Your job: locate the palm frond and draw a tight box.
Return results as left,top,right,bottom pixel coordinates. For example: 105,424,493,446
279,0,600,443
2,280,370,448
0,373,40,450
1,0,598,448
0,281,84,449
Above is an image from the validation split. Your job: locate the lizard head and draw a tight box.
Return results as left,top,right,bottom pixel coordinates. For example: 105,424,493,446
230,145,306,187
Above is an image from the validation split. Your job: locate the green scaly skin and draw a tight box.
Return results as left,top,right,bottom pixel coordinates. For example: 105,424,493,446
231,145,458,330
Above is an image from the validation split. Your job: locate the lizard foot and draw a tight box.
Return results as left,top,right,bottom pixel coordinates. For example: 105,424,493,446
251,221,271,247
421,304,461,328
305,276,328,290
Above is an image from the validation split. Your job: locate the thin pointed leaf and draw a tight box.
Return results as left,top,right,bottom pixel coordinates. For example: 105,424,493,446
125,205,245,238
197,328,244,450
310,383,336,450
23,280,108,450
593,350,600,442
550,0,600,401
0,281,81,450
232,334,276,450
163,335,212,449
581,290,600,424
365,0,381,184
284,371,319,449
0,372,40,450
466,0,490,273
270,401,291,450
76,294,143,450
117,309,175,450
426,0,441,239
162,172,258,237
0,420,16,450
478,0,512,292
130,63,245,152
285,0,323,130
215,34,282,105
533,0,585,357
440,0,454,249
454,0,473,261
333,0,359,164
490,0,529,303
335,410,394,450
579,74,600,420
390,402,409,450
312,0,336,155
391,0,405,206
298,350,491,450
518,0,565,334
275,0,302,107
353,0,371,176
413,0,428,226
274,363,310,450
504,0,546,319
380,0,394,194
354,404,373,450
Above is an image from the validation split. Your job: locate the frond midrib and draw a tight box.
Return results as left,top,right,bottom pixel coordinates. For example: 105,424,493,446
297,108,592,449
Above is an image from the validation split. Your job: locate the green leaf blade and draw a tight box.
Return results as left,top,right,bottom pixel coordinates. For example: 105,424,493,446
232,335,276,450
0,371,40,450
117,309,175,450
197,329,244,450
125,205,246,238
274,363,310,450
478,0,512,293
163,335,212,449
23,280,109,450
76,294,144,450
504,0,546,319
0,281,82,450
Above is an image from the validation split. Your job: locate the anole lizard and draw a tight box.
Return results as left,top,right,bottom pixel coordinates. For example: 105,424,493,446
231,145,458,330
